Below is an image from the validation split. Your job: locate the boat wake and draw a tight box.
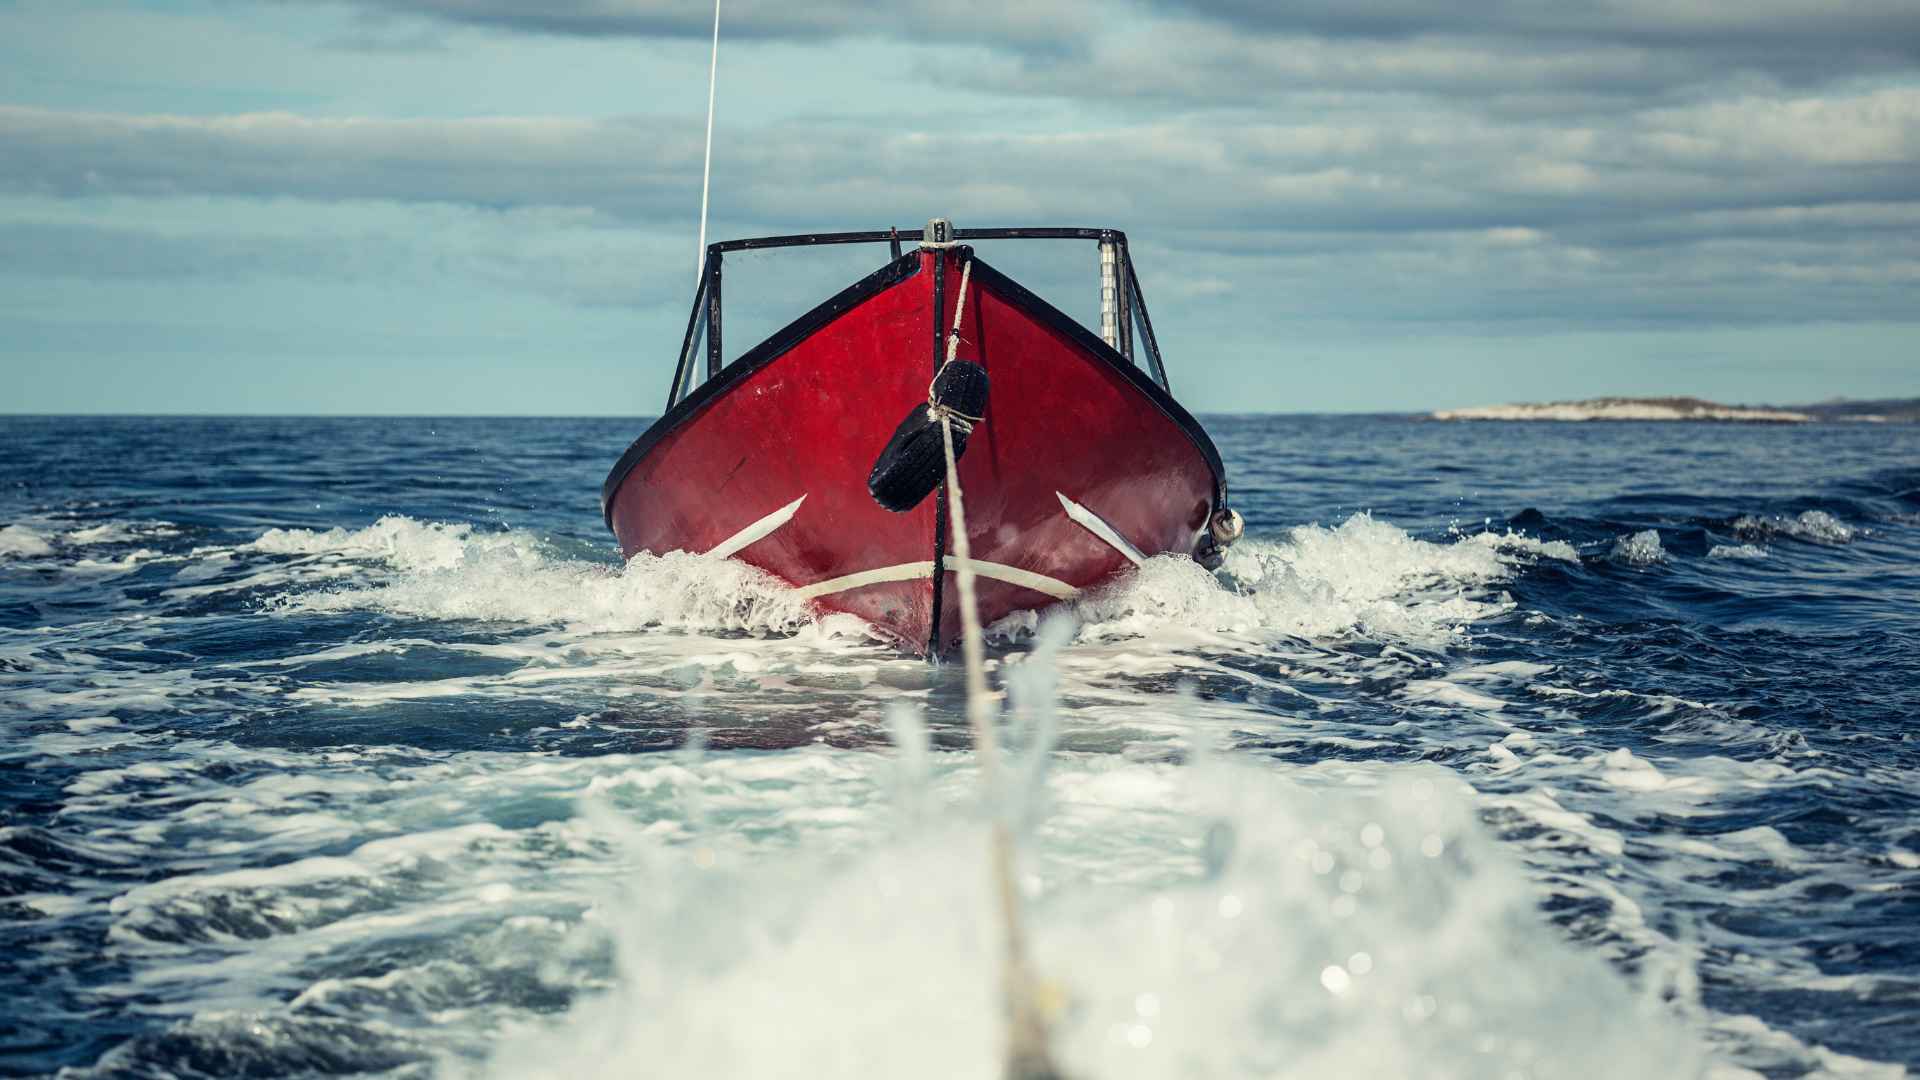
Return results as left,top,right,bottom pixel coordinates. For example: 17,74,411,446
7,483,1914,1078
244,511,1551,656
470,752,1708,1080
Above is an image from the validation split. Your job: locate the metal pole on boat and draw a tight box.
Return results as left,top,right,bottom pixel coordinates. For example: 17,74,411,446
695,0,721,285
1098,239,1121,351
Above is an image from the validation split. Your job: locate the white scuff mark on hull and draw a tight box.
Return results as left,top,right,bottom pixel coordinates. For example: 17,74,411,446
944,556,1078,600
792,560,935,600
792,558,1079,602
707,494,806,560
1056,491,1145,566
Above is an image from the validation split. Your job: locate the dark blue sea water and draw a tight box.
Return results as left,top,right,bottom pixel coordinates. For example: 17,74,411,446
3,414,1917,1079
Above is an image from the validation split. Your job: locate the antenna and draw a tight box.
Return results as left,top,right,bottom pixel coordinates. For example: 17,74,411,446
695,0,721,284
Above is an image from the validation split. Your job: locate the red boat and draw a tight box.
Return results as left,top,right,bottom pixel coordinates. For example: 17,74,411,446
601,221,1236,655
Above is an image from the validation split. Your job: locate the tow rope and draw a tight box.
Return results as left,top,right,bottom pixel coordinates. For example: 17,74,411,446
934,258,1066,1080
929,259,984,434
867,260,989,514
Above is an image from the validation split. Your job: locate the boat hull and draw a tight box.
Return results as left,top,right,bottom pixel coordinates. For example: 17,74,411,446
603,247,1223,654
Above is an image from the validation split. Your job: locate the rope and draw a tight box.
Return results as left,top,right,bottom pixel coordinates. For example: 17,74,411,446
935,258,1063,1080
927,261,984,434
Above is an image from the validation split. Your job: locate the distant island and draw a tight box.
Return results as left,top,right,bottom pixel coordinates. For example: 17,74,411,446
1432,396,1920,423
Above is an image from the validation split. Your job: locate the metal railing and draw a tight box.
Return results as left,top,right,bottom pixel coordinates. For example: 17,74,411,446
665,226,1171,408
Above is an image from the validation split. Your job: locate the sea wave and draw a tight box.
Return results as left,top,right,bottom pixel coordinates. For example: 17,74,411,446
1610,529,1666,565
0,523,54,558
1733,510,1859,545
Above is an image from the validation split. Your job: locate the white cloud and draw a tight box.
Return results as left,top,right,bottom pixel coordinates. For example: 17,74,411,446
4,82,1915,333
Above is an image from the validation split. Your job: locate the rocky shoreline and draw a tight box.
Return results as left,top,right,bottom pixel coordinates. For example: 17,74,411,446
1432,396,1919,423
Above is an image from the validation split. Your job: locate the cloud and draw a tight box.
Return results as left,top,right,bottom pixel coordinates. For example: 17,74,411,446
1152,0,1920,81
8,90,1916,227
5,83,1916,334
0,205,691,312
0,107,696,217
329,0,1100,50
4,0,1917,344
323,0,1920,104
1158,0,1920,50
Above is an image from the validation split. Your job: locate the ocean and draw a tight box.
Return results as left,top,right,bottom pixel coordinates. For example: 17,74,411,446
2,414,1916,1078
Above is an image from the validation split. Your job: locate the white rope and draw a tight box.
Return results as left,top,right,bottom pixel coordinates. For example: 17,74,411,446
935,257,1062,1079
694,0,721,285
928,260,983,434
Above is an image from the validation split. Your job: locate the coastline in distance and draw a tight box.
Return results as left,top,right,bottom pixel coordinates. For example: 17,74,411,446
1431,396,1920,423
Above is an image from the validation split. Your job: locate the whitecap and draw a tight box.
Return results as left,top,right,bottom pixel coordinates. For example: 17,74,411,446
65,521,180,545
1733,510,1858,545
0,523,54,558
1466,530,1580,561
1611,529,1666,565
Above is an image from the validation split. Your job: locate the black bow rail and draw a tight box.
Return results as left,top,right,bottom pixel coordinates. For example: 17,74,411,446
663,227,1171,410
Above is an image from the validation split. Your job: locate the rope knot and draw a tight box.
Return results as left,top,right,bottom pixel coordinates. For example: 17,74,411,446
927,402,979,435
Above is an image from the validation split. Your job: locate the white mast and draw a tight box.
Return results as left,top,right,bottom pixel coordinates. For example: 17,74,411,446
695,0,721,284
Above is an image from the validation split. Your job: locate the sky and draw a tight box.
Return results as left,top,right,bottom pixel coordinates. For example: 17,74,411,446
2,0,1917,415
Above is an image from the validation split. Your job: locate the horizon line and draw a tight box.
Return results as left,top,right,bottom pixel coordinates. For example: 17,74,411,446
0,409,1425,420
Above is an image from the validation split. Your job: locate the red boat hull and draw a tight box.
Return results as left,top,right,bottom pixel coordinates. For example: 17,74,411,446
603,247,1224,653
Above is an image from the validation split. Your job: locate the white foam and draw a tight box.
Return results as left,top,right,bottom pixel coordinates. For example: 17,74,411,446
170,551,233,583
65,522,179,544
0,523,53,558
1709,544,1769,560
1733,510,1858,545
243,516,810,635
21,595,1882,1080
1612,529,1666,565
289,547,814,636
68,548,169,576
1404,679,1511,714
475,757,1707,1080
7,481,1905,1080
246,516,535,570
1785,510,1856,543
245,512,1560,660
1455,660,1556,682
1465,529,1580,562
1067,513,1527,649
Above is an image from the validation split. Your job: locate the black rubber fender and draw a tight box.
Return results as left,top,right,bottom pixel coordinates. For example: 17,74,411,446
867,362,989,513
